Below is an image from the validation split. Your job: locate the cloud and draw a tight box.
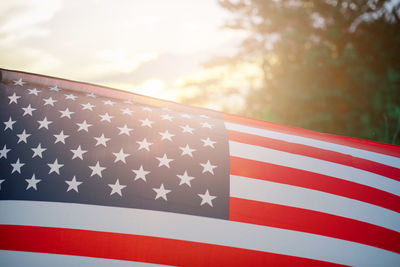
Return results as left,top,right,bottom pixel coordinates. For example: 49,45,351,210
93,52,205,85
0,0,62,43
0,0,248,104
0,0,62,73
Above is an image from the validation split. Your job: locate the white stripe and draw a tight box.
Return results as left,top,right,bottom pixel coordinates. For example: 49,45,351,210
229,141,400,196
231,175,400,232
1,200,399,267
0,250,167,267
225,122,400,169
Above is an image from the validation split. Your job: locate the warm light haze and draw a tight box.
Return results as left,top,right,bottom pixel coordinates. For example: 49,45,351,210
2,0,399,144
1,0,248,105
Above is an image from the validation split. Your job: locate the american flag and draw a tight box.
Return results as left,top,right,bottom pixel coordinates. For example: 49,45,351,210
0,69,399,266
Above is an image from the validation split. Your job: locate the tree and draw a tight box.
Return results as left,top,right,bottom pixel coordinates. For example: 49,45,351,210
181,0,400,144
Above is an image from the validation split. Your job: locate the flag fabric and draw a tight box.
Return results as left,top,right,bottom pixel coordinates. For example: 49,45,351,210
0,68,399,266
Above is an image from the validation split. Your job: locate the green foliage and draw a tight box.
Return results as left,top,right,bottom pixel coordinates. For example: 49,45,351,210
187,0,400,144
238,0,400,144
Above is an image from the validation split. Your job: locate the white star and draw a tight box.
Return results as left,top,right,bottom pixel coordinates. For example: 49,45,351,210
54,130,69,144
89,161,106,177
137,138,152,151
76,120,92,132
27,88,41,96
31,143,46,158
3,117,16,131
121,108,134,115
177,171,195,187
140,118,154,128
70,145,87,160
99,112,114,122
118,124,133,136
86,92,96,98
64,93,78,100
132,165,150,181
17,130,31,143
179,144,196,157
48,159,64,174
0,144,11,159
142,106,152,112
156,153,174,168
198,189,216,207
113,148,130,163
201,137,216,148
11,158,24,174
65,176,82,192
94,134,110,147
103,100,115,106
153,184,171,201
22,104,36,116
108,179,126,196
200,160,217,175
37,117,53,130
43,97,57,106
181,113,192,119
161,114,173,121
180,125,194,134
59,108,74,119
81,102,95,111
159,130,175,141
8,93,21,104
0,179,4,190
124,100,133,104
201,122,213,129
13,78,26,86
49,85,61,91
25,174,41,190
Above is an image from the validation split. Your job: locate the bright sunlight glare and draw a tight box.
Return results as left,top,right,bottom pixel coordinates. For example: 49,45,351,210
0,0,249,102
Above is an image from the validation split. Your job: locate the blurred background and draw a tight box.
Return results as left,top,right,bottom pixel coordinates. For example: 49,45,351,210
1,0,399,144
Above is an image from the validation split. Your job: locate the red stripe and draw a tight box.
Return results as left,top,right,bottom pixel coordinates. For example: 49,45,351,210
0,225,344,267
223,113,400,157
230,156,400,213
228,130,400,182
229,197,400,254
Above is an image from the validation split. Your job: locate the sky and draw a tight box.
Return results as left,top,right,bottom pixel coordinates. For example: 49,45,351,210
1,0,248,102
